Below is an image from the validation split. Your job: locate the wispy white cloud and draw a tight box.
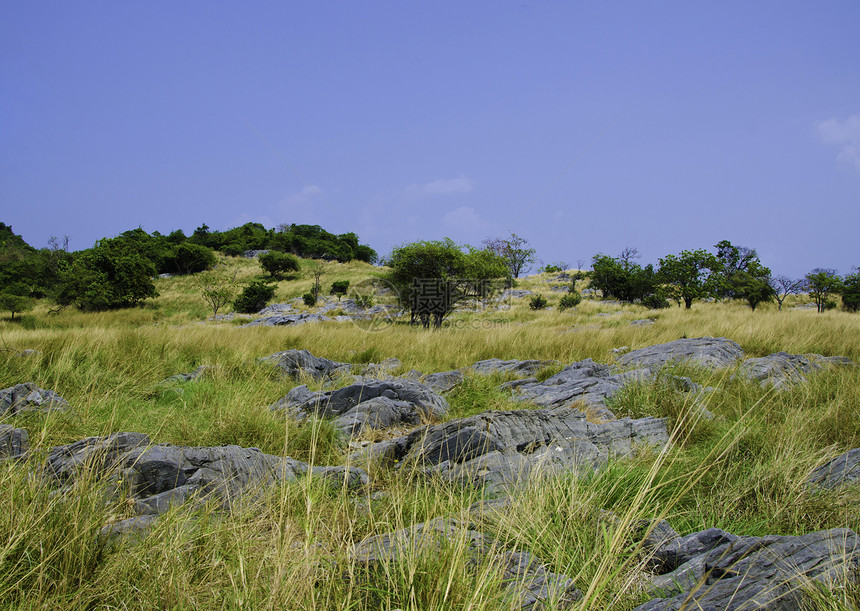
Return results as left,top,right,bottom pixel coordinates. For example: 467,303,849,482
441,206,495,236
404,176,475,198
817,114,860,173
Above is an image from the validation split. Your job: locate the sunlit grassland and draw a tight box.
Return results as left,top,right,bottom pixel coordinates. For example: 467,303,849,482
1,261,859,609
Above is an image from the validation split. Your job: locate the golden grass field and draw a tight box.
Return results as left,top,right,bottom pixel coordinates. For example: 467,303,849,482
1,256,859,609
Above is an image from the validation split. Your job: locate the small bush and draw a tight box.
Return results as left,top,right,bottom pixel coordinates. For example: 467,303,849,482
302,292,317,307
331,280,350,300
641,294,670,309
233,281,276,313
259,251,300,277
529,294,548,310
558,292,582,311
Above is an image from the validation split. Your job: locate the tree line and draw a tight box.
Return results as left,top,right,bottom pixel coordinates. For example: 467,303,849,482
0,221,377,315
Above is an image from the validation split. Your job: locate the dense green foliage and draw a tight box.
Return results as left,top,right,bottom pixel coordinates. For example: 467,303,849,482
233,280,276,313
528,294,548,310
590,253,661,303
258,251,300,277
806,268,844,313
385,238,509,328
330,280,350,299
558,292,582,310
843,269,860,312
56,240,159,311
190,222,377,263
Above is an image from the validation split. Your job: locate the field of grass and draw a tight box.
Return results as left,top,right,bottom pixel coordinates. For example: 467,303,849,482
1,257,859,609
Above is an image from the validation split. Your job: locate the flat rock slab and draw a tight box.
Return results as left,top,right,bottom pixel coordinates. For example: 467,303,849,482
367,406,667,492
45,432,368,517
506,358,650,416
259,349,351,380
637,527,860,610
473,359,559,377
243,313,332,327
353,517,582,610
0,382,70,415
270,378,449,436
617,337,744,370
740,352,856,388
808,448,860,490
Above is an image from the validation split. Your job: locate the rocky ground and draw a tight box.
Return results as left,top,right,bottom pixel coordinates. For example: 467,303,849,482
2,336,857,609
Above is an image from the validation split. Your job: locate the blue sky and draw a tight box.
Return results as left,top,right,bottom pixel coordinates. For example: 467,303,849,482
2,1,858,277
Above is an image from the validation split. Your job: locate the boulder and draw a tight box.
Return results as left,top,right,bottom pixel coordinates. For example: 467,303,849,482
617,337,744,369
420,370,465,393
270,378,449,436
0,382,70,415
473,359,559,378
44,432,368,516
257,303,294,315
0,424,29,458
808,448,860,490
369,406,668,492
259,349,351,380
352,517,582,609
740,352,856,388
637,527,860,610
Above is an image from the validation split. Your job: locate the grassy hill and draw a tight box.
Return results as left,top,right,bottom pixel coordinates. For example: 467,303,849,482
1,255,859,608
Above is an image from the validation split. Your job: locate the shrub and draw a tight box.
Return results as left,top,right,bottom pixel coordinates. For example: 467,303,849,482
259,251,300,277
529,294,548,310
233,281,275,313
558,292,582,311
641,294,670,309
330,280,349,300
302,292,317,307
353,294,373,308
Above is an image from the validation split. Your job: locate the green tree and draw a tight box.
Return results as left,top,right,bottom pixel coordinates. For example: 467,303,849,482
711,240,761,299
331,280,350,300
0,292,35,320
804,268,843,313
57,241,158,311
385,238,508,329
735,261,775,311
482,233,536,278
198,275,236,317
842,268,860,312
589,250,659,303
658,249,719,309
259,251,300,277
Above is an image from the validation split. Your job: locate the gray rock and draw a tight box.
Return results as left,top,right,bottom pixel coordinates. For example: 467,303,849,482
637,528,860,610
420,370,465,393
160,365,211,384
100,514,160,543
352,518,582,609
630,318,656,326
372,406,668,492
618,337,745,370
509,358,638,414
243,249,269,258
0,383,70,415
0,424,29,457
257,303,294,315
44,432,369,516
498,289,534,300
808,448,860,490
740,352,856,388
473,359,559,377
360,358,402,377
259,349,351,380
243,313,332,327
270,378,449,436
